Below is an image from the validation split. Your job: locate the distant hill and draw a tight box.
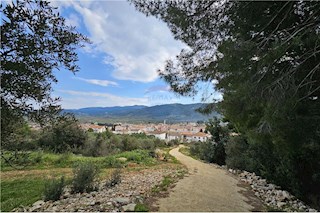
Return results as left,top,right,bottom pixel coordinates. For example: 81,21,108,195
64,103,219,123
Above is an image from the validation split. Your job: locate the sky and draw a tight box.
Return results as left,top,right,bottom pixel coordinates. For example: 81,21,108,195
49,0,221,109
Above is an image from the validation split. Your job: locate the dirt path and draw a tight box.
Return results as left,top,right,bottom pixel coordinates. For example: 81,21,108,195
156,146,264,212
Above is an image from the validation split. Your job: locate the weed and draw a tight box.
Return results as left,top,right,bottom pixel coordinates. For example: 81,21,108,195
151,175,173,193
43,176,65,201
105,168,122,188
134,203,149,212
71,162,100,193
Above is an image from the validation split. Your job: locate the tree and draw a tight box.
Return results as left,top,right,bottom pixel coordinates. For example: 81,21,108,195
132,1,320,208
1,0,89,145
38,114,87,153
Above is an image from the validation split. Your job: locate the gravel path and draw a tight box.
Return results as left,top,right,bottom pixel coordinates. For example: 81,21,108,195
156,146,264,212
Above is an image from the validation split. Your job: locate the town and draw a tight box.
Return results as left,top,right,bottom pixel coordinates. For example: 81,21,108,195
80,121,211,143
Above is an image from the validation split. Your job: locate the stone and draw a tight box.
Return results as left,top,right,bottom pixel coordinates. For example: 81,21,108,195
277,202,286,208
122,203,136,212
114,197,130,205
282,190,291,200
33,200,45,207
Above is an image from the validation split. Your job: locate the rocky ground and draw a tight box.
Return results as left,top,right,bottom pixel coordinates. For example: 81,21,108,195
226,168,318,212
13,166,186,212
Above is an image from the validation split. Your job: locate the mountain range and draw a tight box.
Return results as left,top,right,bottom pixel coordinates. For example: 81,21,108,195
64,103,219,123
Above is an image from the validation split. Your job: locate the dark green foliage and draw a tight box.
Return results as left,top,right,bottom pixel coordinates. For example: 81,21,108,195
132,0,320,208
1,0,89,146
43,176,65,201
105,168,122,188
189,118,228,165
71,162,100,194
81,133,109,157
38,114,87,153
80,131,167,157
225,136,250,171
190,141,226,166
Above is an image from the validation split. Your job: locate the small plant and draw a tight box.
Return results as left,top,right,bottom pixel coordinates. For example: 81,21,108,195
134,203,149,212
71,162,100,193
55,152,71,166
105,168,122,188
43,176,65,201
32,150,44,164
152,175,173,193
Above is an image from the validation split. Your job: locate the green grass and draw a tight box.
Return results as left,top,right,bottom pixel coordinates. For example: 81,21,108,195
1,149,160,171
1,178,45,212
0,149,163,211
134,203,149,212
179,146,201,160
151,175,173,193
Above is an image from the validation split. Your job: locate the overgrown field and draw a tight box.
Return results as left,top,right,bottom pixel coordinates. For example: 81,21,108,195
1,148,180,212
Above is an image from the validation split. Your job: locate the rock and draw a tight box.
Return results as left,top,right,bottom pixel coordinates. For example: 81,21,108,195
240,178,247,182
276,190,291,201
122,203,136,212
277,201,286,208
29,200,45,211
114,197,130,205
32,200,45,207
308,208,318,212
117,157,127,162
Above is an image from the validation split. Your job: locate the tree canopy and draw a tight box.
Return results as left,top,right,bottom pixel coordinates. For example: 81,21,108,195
1,0,89,144
132,0,320,208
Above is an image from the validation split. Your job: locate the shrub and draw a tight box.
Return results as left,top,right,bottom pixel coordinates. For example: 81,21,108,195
104,156,124,168
105,168,122,188
43,176,65,201
54,152,72,166
71,162,100,193
38,114,87,153
134,203,149,212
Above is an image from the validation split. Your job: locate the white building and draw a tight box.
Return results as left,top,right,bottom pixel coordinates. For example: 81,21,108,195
167,132,182,141
181,132,211,142
146,131,167,140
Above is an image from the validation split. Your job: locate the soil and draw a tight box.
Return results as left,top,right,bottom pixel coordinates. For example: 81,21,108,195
155,145,265,212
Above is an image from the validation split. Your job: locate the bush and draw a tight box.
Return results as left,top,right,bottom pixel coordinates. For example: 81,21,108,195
225,136,250,170
105,168,122,188
104,156,124,168
38,114,87,153
71,162,100,193
189,141,226,165
43,176,65,201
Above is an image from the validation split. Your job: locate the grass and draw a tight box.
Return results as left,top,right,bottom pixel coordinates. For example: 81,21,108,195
151,175,174,193
134,203,149,212
179,145,201,161
0,148,179,211
1,178,45,212
179,146,191,156
1,149,160,171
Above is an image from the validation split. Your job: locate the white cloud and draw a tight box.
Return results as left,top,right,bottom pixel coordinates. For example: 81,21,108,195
74,77,118,87
57,1,186,82
58,90,149,109
145,85,171,94
65,13,81,28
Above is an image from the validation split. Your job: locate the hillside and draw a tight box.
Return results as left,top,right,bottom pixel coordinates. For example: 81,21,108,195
64,103,219,123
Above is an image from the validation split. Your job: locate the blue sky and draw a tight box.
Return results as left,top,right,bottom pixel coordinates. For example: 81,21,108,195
50,1,221,109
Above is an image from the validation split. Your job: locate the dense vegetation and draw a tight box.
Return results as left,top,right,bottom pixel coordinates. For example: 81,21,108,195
132,1,320,209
